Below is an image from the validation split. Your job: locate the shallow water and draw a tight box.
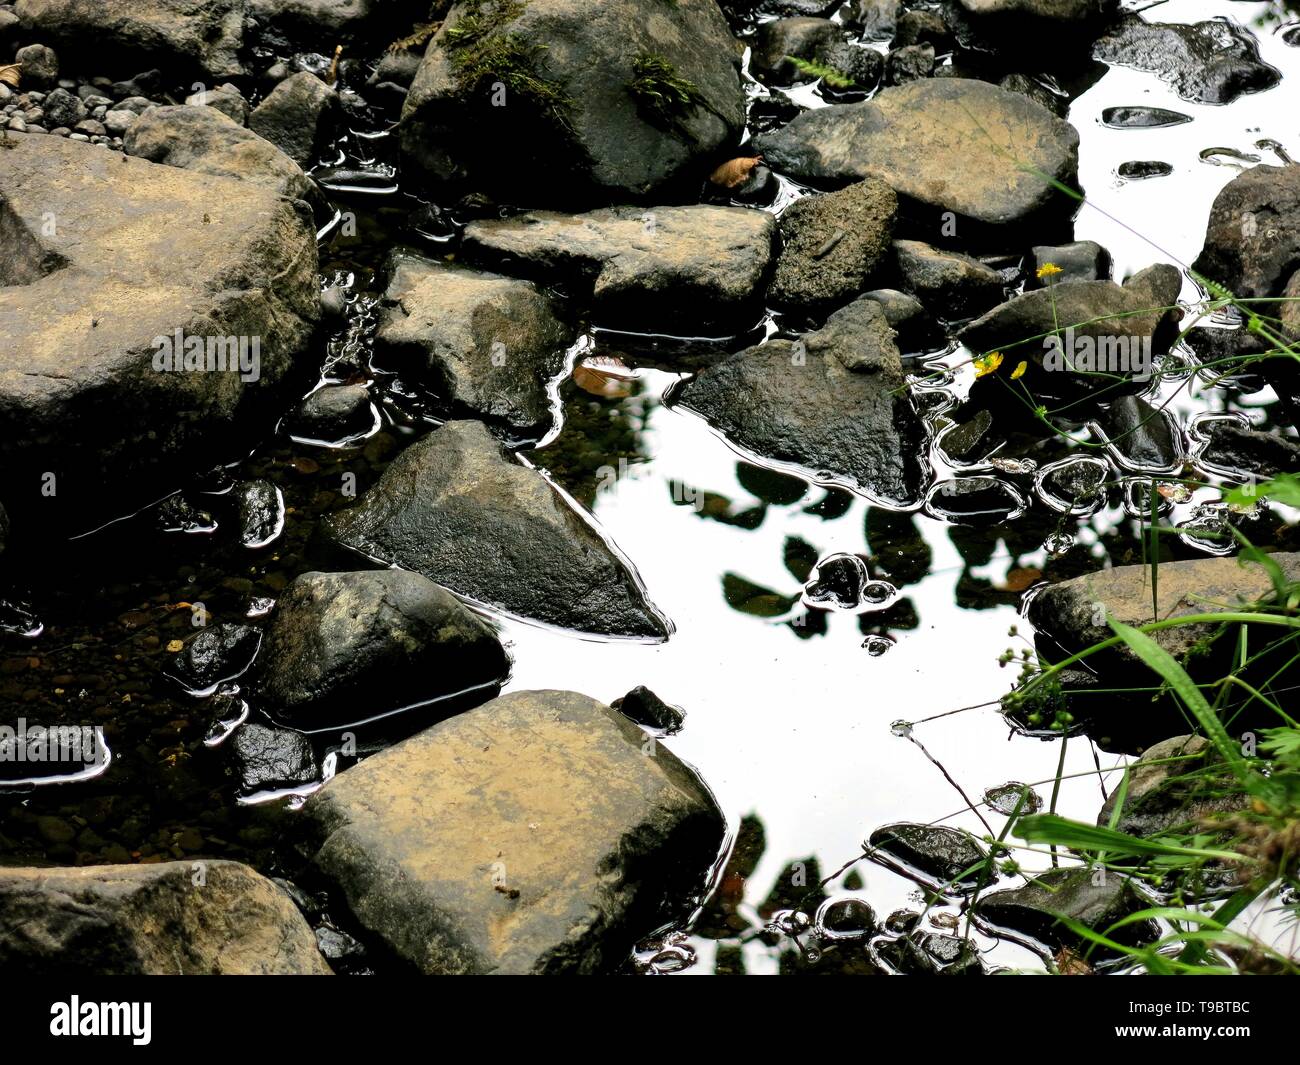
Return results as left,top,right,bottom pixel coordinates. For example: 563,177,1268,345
3,0,1300,974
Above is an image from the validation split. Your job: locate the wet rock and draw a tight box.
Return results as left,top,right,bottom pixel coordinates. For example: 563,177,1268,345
253,569,510,728
885,43,934,85
0,136,319,531
1095,735,1246,838
803,552,870,609
675,296,930,505
1027,241,1111,288
16,46,57,92
841,0,899,38
1100,105,1192,129
228,721,319,793
375,252,574,436
234,480,285,549
1037,455,1108,512
164,622,262,695
974,867,1159,951
755,79,1078,229
945,0,1117,53
248,71,339,168
14,0,246,79
399,0,746,205
611,685,686,733
462,205,775,333
185,83,249,125
1027,553,1300,664
868,822,989,892
860,288,942,350
247,0,420,44
1118,160,1172,180
1093,17,1279,105
291,384,374,442
997,73,1067,116
303,689,725,974
984,782,1043,815
39,86,84,128
767,178,897,312
939,408,996,466
894,239,1004,320
1198,421,1300,480
1094,394,1181,472
1193,164,1300,303
892,9,952,50
124,104,317,205
327,421,669,639
750,17,843,86
0,861,331,974
958,263,1182,400
926,476,1025,524
877,930,985,974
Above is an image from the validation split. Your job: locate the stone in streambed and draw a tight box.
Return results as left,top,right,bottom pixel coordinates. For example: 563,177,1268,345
228,721,319,793
944,0,1118,54
234,480,285,549
973,867,1158,951
1197,421,1300,480
868,822,988,893
248,71,340,168
1193,164,1300,302
291,384,375,442
326,421,669,639
302,688,724,974
894,239,1004,320
1027,241,1111,288
611,685,686,733
1094,394,1182,472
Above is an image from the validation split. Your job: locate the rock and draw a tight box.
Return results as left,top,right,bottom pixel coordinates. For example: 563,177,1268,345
1193,164,1300,302
375,252,574,436
926,476,1025,524
247,0,424,44
860,287,942,350
868,822,988,892
1118,160,1173,180
611,685,686,733
15,43,59,88
885,43,934,85
0,136,319,532
750,17,842,86
462,205,775,333
1027,553,1300,664
892,9,952,49
841,0,899,38
945,0,1117,53
234,480,285,549
326,421,669,639
1197,421,1300,480
164,622,262,695
185,83,249,125
302,689,724,974
1093,17,1279,105
291,383,375,442
0,861,331,974
0,10,20,38
877,930,985,974
973,868,1158,951
998,72,1067,116
1094,394,1181,473
252,569,511,728
767,178,896,311
124,104,317,205
939,408,995,464
110,70,162,98
1027,240,1111,288
229,721,319,793
13,0,246,79
248,71,339,168
675,296,930,505
755,79,1078,230
894,239,1004,319
958,263,1182,400
1037,455,1107,512
399,0,746,205
1101,105,1192,129
39,86,83,128
371,47,424,88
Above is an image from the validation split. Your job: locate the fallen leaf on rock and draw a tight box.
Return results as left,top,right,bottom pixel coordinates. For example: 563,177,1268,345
1002,566,1042,592
709,156,762,188
574,355,636,398
0,64,20,89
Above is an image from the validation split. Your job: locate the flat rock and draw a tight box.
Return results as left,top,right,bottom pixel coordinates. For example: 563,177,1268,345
1027,240,1111,287
675,297,930,504
326,420,669,638
252,569,511,727
399,0,746,205
462,204,775,332
0,135,319,532
1197,421,1300,480
0,861,331,974
754,78,1079,229
375,252,574,436
302,689,724,974
868,822,988,893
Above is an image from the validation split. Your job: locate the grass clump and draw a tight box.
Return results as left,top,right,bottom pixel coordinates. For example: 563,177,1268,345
784,55,858,89
627,53,705,128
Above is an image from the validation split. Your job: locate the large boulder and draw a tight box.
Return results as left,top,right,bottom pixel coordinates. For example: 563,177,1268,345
375,252,575,436
461,204,775,332
398,0,746,205
302,689,725,974
674,296,930,505
944,0,1118,53
0,135,319,534
247,71,340,169
0,861,332,974
252,569,512,728
1192,164,1300,303
754,78,1079,230
13,0,246,78
326,420,670,638
249,0,431,45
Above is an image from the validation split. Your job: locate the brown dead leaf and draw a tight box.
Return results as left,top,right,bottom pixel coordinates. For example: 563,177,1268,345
0,64,21,89
1002,566,1043,593
709,156,762,189
574,355,635,399
1054,945,1093,976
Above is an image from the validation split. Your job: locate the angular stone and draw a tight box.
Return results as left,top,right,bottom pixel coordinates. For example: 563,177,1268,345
229,721,319,793
868,822,988,892
303,689,724,974
248,71,339,168
1193,164,1300,302
1028,241,1111,288
894,239,1004,319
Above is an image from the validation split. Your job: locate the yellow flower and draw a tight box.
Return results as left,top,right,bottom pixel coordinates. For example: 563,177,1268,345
973,351,1003,378
1037,262,1063,280
1011,360,1027,380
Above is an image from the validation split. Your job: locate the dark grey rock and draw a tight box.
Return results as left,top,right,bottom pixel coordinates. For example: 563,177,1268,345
1198,421,1300,480
894,239,1004,319
974,867,1159,951
1193,164,1300,302
248,71,339,168
885,43,934,85
164,622,261,695
867,822,989,892
860,288,942,350
234,480,285,549
39,86,83,128
15,43,59,88
291,384,374,442
611,685,686,733
750,17,843,86
1101,106,1192,129
1027,241,1111,288
1094,395,1181,472
229,722,319,792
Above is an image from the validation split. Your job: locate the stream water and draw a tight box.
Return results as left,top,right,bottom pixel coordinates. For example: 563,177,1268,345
2,0,1299,974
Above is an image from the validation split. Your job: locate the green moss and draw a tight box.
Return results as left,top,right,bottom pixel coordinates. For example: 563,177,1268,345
626,53,704,128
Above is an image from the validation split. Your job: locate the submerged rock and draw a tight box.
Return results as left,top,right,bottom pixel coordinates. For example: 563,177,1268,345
462,205,774,333
228,721,319,793
675,297,930,505
767,178,897,311
755,78,1079,229
926,476,1026,524
375,253,574,436
894,239,1004,320
0,861,331,974
326,421,669,639
252,569,511,728
868,822,989,892
0,135,319,533
1093,17,1280,105
399,0,746,205
303,689,724,973
974,867,1159,951
1100,106,1192,129
877,930,985,974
